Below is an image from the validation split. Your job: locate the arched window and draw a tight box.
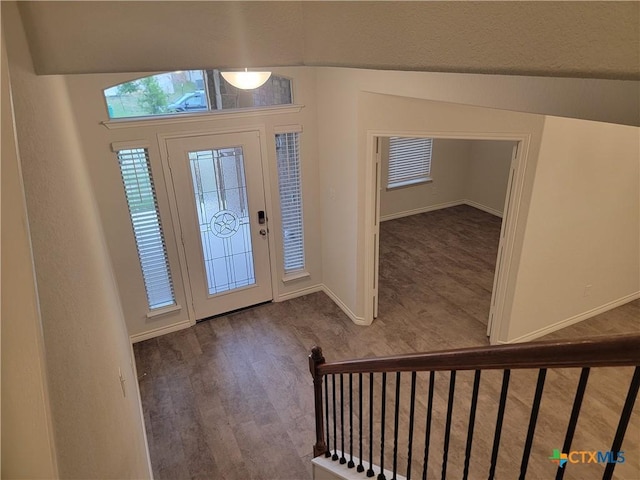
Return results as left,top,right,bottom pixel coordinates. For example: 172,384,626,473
103,70,292,119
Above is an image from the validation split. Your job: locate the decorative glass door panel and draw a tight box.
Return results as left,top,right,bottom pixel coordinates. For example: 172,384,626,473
167,132,272,320
189,148,256,295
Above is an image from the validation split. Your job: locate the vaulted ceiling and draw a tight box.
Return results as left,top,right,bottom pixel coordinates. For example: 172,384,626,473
17,1,640,80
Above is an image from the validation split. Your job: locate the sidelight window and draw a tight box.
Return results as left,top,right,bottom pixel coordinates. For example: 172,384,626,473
115,147,176,310
275,131,305,273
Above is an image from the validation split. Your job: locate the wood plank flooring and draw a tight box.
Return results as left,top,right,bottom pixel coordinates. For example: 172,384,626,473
379,204,503,328
134,206,639,480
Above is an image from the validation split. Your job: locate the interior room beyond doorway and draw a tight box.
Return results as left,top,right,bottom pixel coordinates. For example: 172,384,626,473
376,138,517,331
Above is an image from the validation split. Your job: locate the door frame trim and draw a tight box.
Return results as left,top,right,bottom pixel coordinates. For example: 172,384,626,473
364,130,532,345
157,125,277,323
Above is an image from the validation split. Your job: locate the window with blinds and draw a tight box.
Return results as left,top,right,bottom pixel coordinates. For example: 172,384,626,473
387,137,433,189
275,132,305,273
116,147,176,310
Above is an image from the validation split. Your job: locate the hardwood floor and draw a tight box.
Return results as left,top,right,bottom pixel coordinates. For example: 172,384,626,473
379,204,502,328
134,206,639,480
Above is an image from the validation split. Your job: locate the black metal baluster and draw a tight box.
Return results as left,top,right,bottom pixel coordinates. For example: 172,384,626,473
519,368,547,480
348,373,355,468
488,369,511,480
603,367,640,480
441,370,457,480
392,372,401,480
422,371,435,480
325,374,331,457
332,374,339,461
379,372,387,480
462,370,482,480
406,372,417,480
340,374,346,464
555,368,590,480
368,372,375,477
358,373,365,473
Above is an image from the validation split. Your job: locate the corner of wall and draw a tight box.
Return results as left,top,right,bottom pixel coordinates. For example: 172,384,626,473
1,24,58,478
3,3,152,477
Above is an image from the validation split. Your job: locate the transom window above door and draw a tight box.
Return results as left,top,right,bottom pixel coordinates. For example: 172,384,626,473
103,70,292,119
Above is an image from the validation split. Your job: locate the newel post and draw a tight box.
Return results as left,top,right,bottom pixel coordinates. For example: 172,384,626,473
309,346,327,457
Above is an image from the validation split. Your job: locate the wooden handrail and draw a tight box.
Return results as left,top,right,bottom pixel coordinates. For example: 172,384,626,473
310,334,640,472
314,334,640,376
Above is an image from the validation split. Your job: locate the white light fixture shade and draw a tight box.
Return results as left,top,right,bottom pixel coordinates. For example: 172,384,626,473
221,69,272,90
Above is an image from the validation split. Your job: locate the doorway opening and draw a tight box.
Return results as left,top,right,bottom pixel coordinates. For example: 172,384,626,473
365,133,528,343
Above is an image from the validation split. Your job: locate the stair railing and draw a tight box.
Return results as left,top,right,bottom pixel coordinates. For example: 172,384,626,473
309,334,640,480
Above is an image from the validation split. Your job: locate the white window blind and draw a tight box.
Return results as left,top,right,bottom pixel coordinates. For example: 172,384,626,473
116,148,176,310
275,132,305,273
387,137,433,188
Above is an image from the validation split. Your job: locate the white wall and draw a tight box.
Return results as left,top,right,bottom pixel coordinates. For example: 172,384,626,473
1,33,57,479
505,116,640,342
316,66,547,326
317,67,638,342
20,62,636,342
64,66,322,339
315,68,639,127
356,93,547,334
380,138,514,220
2,3,151,477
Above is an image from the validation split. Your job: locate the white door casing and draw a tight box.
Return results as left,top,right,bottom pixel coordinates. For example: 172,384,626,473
366,131,530,345
166,131,272,320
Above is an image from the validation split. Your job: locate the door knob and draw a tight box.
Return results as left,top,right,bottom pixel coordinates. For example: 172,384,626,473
259,229,267,236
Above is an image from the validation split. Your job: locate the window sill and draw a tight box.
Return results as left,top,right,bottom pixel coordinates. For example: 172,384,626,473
282,271,310,283
387,177,433,190
102,104,305,130
146,304,181,319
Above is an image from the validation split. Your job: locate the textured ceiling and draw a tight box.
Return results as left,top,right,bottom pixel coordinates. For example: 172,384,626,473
16,1,640,79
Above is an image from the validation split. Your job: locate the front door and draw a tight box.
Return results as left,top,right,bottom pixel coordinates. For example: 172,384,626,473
167,132,272,320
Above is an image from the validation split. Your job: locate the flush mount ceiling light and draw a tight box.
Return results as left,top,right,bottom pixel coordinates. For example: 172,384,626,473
220,69,272,90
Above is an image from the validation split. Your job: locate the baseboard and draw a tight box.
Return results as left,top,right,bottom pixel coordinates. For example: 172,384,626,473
463,199,503,218
276,284,324,302
129,284,363,341
503,291,640,344
379,200,464,222
380,200,503,222
129,343,154,477
321,285,369,326
130,318,193,343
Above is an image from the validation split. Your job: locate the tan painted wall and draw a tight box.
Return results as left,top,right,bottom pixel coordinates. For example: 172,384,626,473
466,140,515,216
18,1,304,75
303,1,639,80
64,67,322,339
18,1,639,81
2,3,151,477
505,116,640,342
1,32,57,480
